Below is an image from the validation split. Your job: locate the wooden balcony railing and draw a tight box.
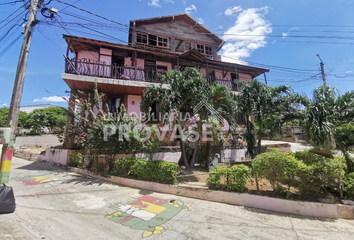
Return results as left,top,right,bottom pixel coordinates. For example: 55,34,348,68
65,58,240,91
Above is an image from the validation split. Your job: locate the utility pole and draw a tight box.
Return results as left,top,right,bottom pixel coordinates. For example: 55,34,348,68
6,0,40,140
316,54,327,87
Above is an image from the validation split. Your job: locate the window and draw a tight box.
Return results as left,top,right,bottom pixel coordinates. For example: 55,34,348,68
148,34,157,46
148,102,160,123
197,43,213,57
185,42,192,51
205,46,213,56
136,32,169,49
136,33,147,44
158,37,168,47
197,44,204,54
236,114,245,123
108,96,124,113
175,40,192,52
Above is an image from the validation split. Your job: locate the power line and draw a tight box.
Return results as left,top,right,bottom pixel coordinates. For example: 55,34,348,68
0,1,25,6
53,0,129,27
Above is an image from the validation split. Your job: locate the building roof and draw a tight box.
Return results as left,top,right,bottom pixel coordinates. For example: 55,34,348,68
129,13,225,51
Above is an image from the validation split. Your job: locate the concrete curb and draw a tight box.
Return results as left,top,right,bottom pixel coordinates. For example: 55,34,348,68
68,167,354,219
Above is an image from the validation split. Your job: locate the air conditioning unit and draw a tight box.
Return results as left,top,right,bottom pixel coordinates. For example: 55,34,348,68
215,55,222,61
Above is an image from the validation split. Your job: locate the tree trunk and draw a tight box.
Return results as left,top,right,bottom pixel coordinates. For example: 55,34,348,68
179,139,189,167
257,122,263,154
177,127,189,167
205,141,211,168
190,139,199,167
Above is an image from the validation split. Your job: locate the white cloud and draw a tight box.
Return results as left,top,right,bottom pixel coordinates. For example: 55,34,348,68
196,17,204,24
289,27,298,31
185,4,197,14
282,33,288,37
346,70,353,73
225,6,242,16
221,7,272,63
148,0,160,7
182,0,186,4
2,103,7,106
33,96,66,103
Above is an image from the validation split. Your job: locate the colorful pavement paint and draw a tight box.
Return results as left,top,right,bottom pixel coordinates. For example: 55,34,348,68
104,194,192,238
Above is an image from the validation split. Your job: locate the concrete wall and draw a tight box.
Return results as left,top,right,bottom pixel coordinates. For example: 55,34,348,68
15,135,61,149
221,149,247,162
127,95,142,116
39,148,74,165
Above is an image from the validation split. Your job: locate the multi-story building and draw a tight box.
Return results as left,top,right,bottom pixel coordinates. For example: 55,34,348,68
61,13,269,142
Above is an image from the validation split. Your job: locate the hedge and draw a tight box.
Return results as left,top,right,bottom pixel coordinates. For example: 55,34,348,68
112,157,178,184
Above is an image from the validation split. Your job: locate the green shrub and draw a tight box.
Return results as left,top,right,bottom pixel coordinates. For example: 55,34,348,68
266,147,280,153
112,156,138,177
252,151,305,190
226,165,252,192
206,165,251,193
129,160,178,184
254,150,346,196
336,124,354,148
299,156,346,195
343,172,354,199
206,166,228,188
69,153,82,167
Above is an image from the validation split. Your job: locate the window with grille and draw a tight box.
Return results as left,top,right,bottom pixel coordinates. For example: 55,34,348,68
158,37,168,47
197,44,204,54
136,33,147,44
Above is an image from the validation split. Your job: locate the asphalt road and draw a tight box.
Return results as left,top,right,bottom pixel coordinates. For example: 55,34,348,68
1,157,354,240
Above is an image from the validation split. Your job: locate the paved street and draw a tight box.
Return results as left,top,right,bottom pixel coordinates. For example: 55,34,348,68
1,157,354,240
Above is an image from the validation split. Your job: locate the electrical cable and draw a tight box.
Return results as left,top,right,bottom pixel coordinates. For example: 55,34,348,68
53,0,129,27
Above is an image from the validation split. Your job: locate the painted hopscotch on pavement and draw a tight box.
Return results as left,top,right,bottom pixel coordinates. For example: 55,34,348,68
104,194,192,238
13,174,56,186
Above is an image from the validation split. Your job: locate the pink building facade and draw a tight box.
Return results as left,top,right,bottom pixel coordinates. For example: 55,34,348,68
62,14,269,144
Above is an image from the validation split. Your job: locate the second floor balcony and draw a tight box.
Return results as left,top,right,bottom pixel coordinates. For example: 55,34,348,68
65,58,241,91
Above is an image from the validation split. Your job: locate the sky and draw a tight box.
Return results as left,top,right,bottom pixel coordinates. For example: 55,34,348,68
0,0,354,109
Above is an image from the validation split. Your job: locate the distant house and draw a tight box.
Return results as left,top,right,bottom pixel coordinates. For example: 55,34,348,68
61,13,269,146
20,104,58,114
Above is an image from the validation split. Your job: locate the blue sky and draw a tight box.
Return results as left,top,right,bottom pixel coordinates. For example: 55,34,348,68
0,0,353,108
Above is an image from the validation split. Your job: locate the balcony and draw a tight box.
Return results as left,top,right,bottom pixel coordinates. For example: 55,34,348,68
65,58,240,91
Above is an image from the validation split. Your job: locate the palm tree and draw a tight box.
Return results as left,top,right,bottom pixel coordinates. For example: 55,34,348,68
300,86,354,172
236,80,295,155
141,68,237,168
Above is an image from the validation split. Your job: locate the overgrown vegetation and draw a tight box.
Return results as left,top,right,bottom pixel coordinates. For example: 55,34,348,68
207,165,252,193
68,152,82,167
252,150,347,198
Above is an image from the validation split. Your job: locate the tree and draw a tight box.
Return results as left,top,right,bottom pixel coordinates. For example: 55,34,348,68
141,68,237,168
236,80,296,155
0,108,28,128
300,86,354,172
26,106,67,129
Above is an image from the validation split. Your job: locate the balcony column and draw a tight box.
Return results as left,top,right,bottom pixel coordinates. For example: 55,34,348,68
134,50,137,80
65,39,71,72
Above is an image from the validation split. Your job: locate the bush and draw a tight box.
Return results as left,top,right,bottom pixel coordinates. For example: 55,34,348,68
69,153,82,167
112,156,137,177
226,165,252,192
206,166,228,188
111,157,178,184
336,124,354,148
206,165,251,193
343,173,354,199
252,151,305,190
129,159,178,184
254,150,346,196
265,147,280,153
